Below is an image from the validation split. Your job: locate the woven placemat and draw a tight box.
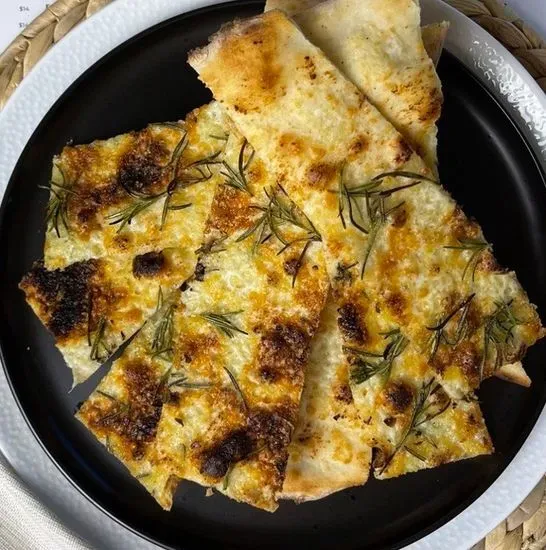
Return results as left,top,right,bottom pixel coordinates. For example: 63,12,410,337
0,0,545,548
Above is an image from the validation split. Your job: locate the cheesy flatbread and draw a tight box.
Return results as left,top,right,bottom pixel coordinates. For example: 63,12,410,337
22,103,230,385
43,102,227,269
267,0,443,168
268,0,453,501
270,0,518,499
189,8,542,479
78,132,330,511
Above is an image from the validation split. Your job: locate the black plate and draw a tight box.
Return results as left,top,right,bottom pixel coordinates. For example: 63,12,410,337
1,1,545,549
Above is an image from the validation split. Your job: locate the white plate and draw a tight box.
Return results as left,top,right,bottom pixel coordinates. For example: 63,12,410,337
0,1,544,549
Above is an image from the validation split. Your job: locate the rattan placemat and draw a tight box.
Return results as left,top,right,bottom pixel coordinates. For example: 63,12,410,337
0,0,545,548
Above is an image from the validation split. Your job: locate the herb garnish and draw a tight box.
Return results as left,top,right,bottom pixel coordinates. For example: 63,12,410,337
345,329,408,384
337,170,429,278
168,373,213,390
379,379,450,474
88,316,110,362
223,367,248,411
151,303,175,361
444,238,489,282
237,185,322,285
200,311,248,338
40,165,80,237
481,300,523,380
195,235,228,256
427,294,475,360
220,139,255,195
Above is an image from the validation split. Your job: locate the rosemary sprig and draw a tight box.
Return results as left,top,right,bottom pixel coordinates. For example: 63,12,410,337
427,294,475,360
444,238,489,282
107,193,166,232
223,463,234,490
168,373,213,389
379,379,450,474
223,367,248,411
200,311,248,338
220,139,255,195
96,390,116,401
345,329,408,384
98,400,131,424
89,317,110,362
195,235,228,256
481,300,523,380
155,287,164,314
151,304,175,361
237,186,321,285
337,170,425,278
39,165,79,237
370,171,438,186
178,151,223,187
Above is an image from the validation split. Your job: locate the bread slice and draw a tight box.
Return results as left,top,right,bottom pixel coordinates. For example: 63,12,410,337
189,9,542,478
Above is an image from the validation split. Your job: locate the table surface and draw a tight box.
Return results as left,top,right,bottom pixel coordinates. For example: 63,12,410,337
0,1,544,550
1,0,545,52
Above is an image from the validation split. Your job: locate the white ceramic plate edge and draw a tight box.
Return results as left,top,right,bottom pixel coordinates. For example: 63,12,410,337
0,1,545,549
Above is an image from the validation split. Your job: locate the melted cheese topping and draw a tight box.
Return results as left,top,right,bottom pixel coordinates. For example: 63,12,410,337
22,103,230,385
189,9,542,475
78,133,330,511
44,102,228,269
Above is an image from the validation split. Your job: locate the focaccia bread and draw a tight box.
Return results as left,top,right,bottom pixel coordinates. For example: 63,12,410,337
78,131,330,511
189,8,542,478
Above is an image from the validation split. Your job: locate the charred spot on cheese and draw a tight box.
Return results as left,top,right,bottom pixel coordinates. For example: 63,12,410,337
334,262,356,284
93,361,162,459
337,303,367,343
383,381,413,414
283,257,300,277
391,206,408,228
383,291,407,320
306,162,337,188
194,260,206,282
200,428,254,479
335,384,353,404
249,409,293,452
349,135,368,157
258,322,309,383
393,137,413,165
118,134,167,196
302,55,317,80
132,251,166,278
20,259,98,339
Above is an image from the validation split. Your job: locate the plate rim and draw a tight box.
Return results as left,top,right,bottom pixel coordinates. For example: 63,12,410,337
0,1,545,549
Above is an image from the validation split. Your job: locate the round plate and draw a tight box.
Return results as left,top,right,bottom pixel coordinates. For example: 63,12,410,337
0,1,545,549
